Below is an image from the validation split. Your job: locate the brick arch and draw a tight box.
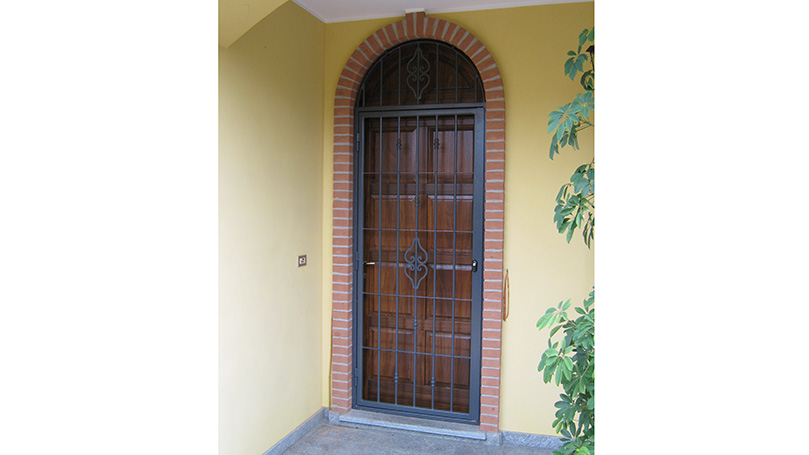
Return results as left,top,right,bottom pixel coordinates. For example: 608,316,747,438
330,11,505,433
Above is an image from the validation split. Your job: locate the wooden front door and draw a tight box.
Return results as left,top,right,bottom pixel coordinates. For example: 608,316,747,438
354,110,483,423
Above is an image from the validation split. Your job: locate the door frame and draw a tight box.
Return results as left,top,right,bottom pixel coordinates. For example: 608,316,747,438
352,107,485,423
329,11,506,433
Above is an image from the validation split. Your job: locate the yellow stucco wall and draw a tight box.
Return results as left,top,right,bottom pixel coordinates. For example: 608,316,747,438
319,2,594,436
219,2,325,454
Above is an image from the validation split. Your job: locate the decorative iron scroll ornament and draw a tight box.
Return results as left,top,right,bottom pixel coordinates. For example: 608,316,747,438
404,236,429,289
357,40,484,108
406,45,431,102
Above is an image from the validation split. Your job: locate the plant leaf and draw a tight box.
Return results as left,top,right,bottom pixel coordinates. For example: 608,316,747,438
579,29,589,47
537,307,557,328
564,57,576,78
548,109,564,133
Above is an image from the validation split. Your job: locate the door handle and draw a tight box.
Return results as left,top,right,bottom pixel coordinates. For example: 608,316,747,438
364,261,376,266
471,260,478,272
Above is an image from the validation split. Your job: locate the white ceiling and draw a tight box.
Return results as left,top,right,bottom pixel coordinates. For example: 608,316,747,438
291,0,579,23
220,0,581,47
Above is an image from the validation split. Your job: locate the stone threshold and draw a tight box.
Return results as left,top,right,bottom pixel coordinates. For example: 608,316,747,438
334,409,489,442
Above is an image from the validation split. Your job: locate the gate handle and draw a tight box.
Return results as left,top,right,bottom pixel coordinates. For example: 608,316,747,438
502,269,510,321
471,260,478,272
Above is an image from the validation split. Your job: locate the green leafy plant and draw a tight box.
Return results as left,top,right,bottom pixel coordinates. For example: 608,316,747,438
537,290,595,455
548,28,594,249
538,28,595,455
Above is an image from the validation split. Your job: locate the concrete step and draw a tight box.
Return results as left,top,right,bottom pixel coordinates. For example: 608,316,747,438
336,409,488,441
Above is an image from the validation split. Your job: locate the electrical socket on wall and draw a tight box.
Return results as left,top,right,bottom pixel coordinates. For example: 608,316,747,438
298,255,307,267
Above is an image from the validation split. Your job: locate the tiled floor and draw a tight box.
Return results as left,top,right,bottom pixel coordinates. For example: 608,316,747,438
283,423,556,455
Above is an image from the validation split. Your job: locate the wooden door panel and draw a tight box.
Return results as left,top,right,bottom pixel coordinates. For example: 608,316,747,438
379,196,415,230
430,231,473,265
365,325,414,352
429,269,473,300
454,194,474,232
361,229,399,264
420,271,472,301
362,263,402,295
426,333,471,358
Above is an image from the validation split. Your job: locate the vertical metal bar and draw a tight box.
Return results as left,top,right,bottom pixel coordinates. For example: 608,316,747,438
450,114,458,412
415,42,421,104
377,116,382,402
397,48,402,106
435,43,439,105
470,109,485,422
454,51,458,103
380,54,384,107
431,114,438,409
355,115,367,405
395,116,401,406
413,114,419,407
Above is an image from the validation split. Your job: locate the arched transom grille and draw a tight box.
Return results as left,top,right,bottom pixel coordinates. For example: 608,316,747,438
358,40,485,108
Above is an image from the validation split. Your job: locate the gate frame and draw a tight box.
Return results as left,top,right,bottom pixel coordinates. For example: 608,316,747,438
353,106,485,424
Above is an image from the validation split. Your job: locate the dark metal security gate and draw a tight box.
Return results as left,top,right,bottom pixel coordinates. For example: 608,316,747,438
353,40,486,424
354,109,484,423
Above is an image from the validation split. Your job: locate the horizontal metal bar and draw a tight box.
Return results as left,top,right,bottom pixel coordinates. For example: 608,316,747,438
362,262,473,271
362,172,475,176
360,347,473,361
355,401,477,424
364,228,474,234
357,103,485,114
362,292,472,303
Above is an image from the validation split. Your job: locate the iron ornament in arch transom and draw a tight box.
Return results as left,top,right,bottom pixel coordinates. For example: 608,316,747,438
357,40,485,109
406,45,431,102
